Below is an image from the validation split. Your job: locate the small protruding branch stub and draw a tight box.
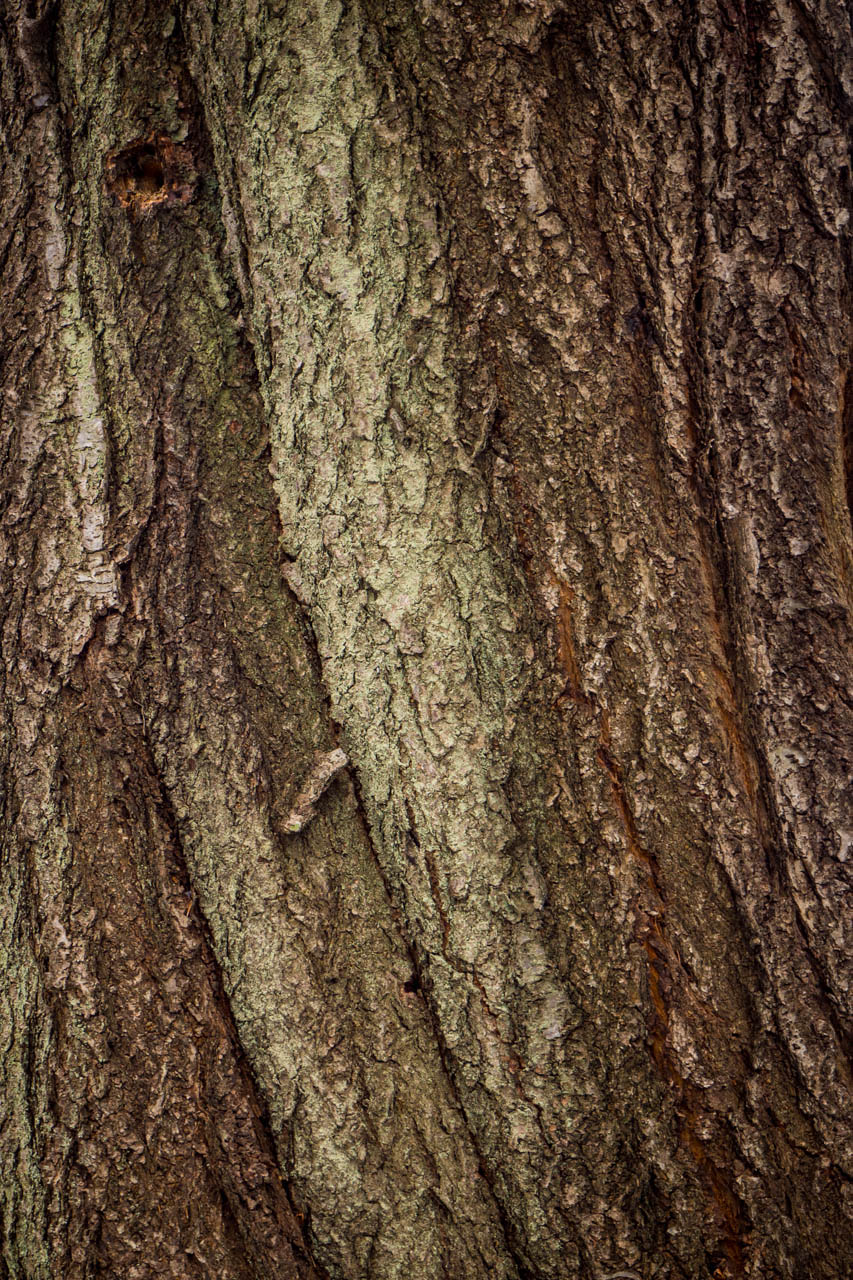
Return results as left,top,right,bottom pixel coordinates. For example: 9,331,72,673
105,132,195,214
284,748,349,833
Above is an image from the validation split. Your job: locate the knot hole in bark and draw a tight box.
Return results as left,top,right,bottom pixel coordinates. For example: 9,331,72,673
105,134,195,214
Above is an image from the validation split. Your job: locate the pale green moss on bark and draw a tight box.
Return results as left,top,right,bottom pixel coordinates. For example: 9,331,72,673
2,0,851,1277
181,3,669,1275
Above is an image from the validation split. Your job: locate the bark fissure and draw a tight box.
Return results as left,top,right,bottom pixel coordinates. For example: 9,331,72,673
133,739,327,1279
342,756,540,1280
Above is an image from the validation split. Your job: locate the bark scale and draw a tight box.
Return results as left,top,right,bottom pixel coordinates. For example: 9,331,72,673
0,2,850,1278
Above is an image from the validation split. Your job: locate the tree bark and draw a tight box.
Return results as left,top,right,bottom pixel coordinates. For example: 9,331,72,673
1,1,850,1278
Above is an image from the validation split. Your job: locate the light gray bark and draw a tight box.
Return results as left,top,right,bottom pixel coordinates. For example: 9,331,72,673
1,1,850,1278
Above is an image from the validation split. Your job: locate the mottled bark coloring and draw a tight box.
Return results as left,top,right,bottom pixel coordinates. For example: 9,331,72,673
1,1,850,1278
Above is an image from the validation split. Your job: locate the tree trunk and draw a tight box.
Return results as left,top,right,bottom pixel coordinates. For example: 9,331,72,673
1,1,850,1277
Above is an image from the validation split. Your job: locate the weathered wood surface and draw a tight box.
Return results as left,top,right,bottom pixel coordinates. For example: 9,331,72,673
1,1,850,1277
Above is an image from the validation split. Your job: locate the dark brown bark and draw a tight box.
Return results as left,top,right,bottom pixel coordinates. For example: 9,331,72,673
1,1,850,1278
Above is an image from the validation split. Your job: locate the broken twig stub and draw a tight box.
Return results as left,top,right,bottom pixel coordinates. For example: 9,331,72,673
284,748,349,833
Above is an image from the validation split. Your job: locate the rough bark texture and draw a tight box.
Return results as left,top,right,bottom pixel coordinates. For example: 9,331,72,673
0,1,850,1278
